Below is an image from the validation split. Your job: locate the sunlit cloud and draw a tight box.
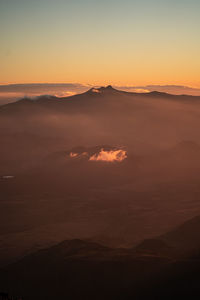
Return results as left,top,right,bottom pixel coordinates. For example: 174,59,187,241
89,149,127,162
91,88,101,93
54,91,76,97
69,152,79,158
69,147,127,162
128,88,149,93
69,152,88,158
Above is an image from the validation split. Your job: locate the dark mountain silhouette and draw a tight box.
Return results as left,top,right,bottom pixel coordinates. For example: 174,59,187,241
140,217,200,299
133,215,200,257
1,85,200,116
161,215,200,253
2,216,200,299
0,240,171,300
134,238,173,256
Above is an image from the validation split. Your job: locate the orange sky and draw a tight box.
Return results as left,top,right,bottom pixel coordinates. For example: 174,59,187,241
1,0,200,88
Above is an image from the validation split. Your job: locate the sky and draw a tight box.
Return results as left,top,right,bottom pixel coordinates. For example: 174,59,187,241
1,0,200,87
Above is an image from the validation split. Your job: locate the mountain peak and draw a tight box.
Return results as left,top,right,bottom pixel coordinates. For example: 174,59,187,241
105,85,114,89
88,85,117,95
100,85,115,91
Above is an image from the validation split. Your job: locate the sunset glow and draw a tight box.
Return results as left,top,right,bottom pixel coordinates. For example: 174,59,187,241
1,0,200,87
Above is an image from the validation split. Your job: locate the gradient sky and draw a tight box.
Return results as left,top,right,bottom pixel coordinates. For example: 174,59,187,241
1,0,200,86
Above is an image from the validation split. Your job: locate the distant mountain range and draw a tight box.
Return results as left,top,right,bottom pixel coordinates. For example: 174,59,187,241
1,83,200,106
1,85,200,121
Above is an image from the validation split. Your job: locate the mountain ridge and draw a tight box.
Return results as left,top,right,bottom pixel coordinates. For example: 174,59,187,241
1,85,200,113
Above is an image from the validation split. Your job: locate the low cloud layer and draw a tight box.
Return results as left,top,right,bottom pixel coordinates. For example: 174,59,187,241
0,83,90,105
118,85,200,96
